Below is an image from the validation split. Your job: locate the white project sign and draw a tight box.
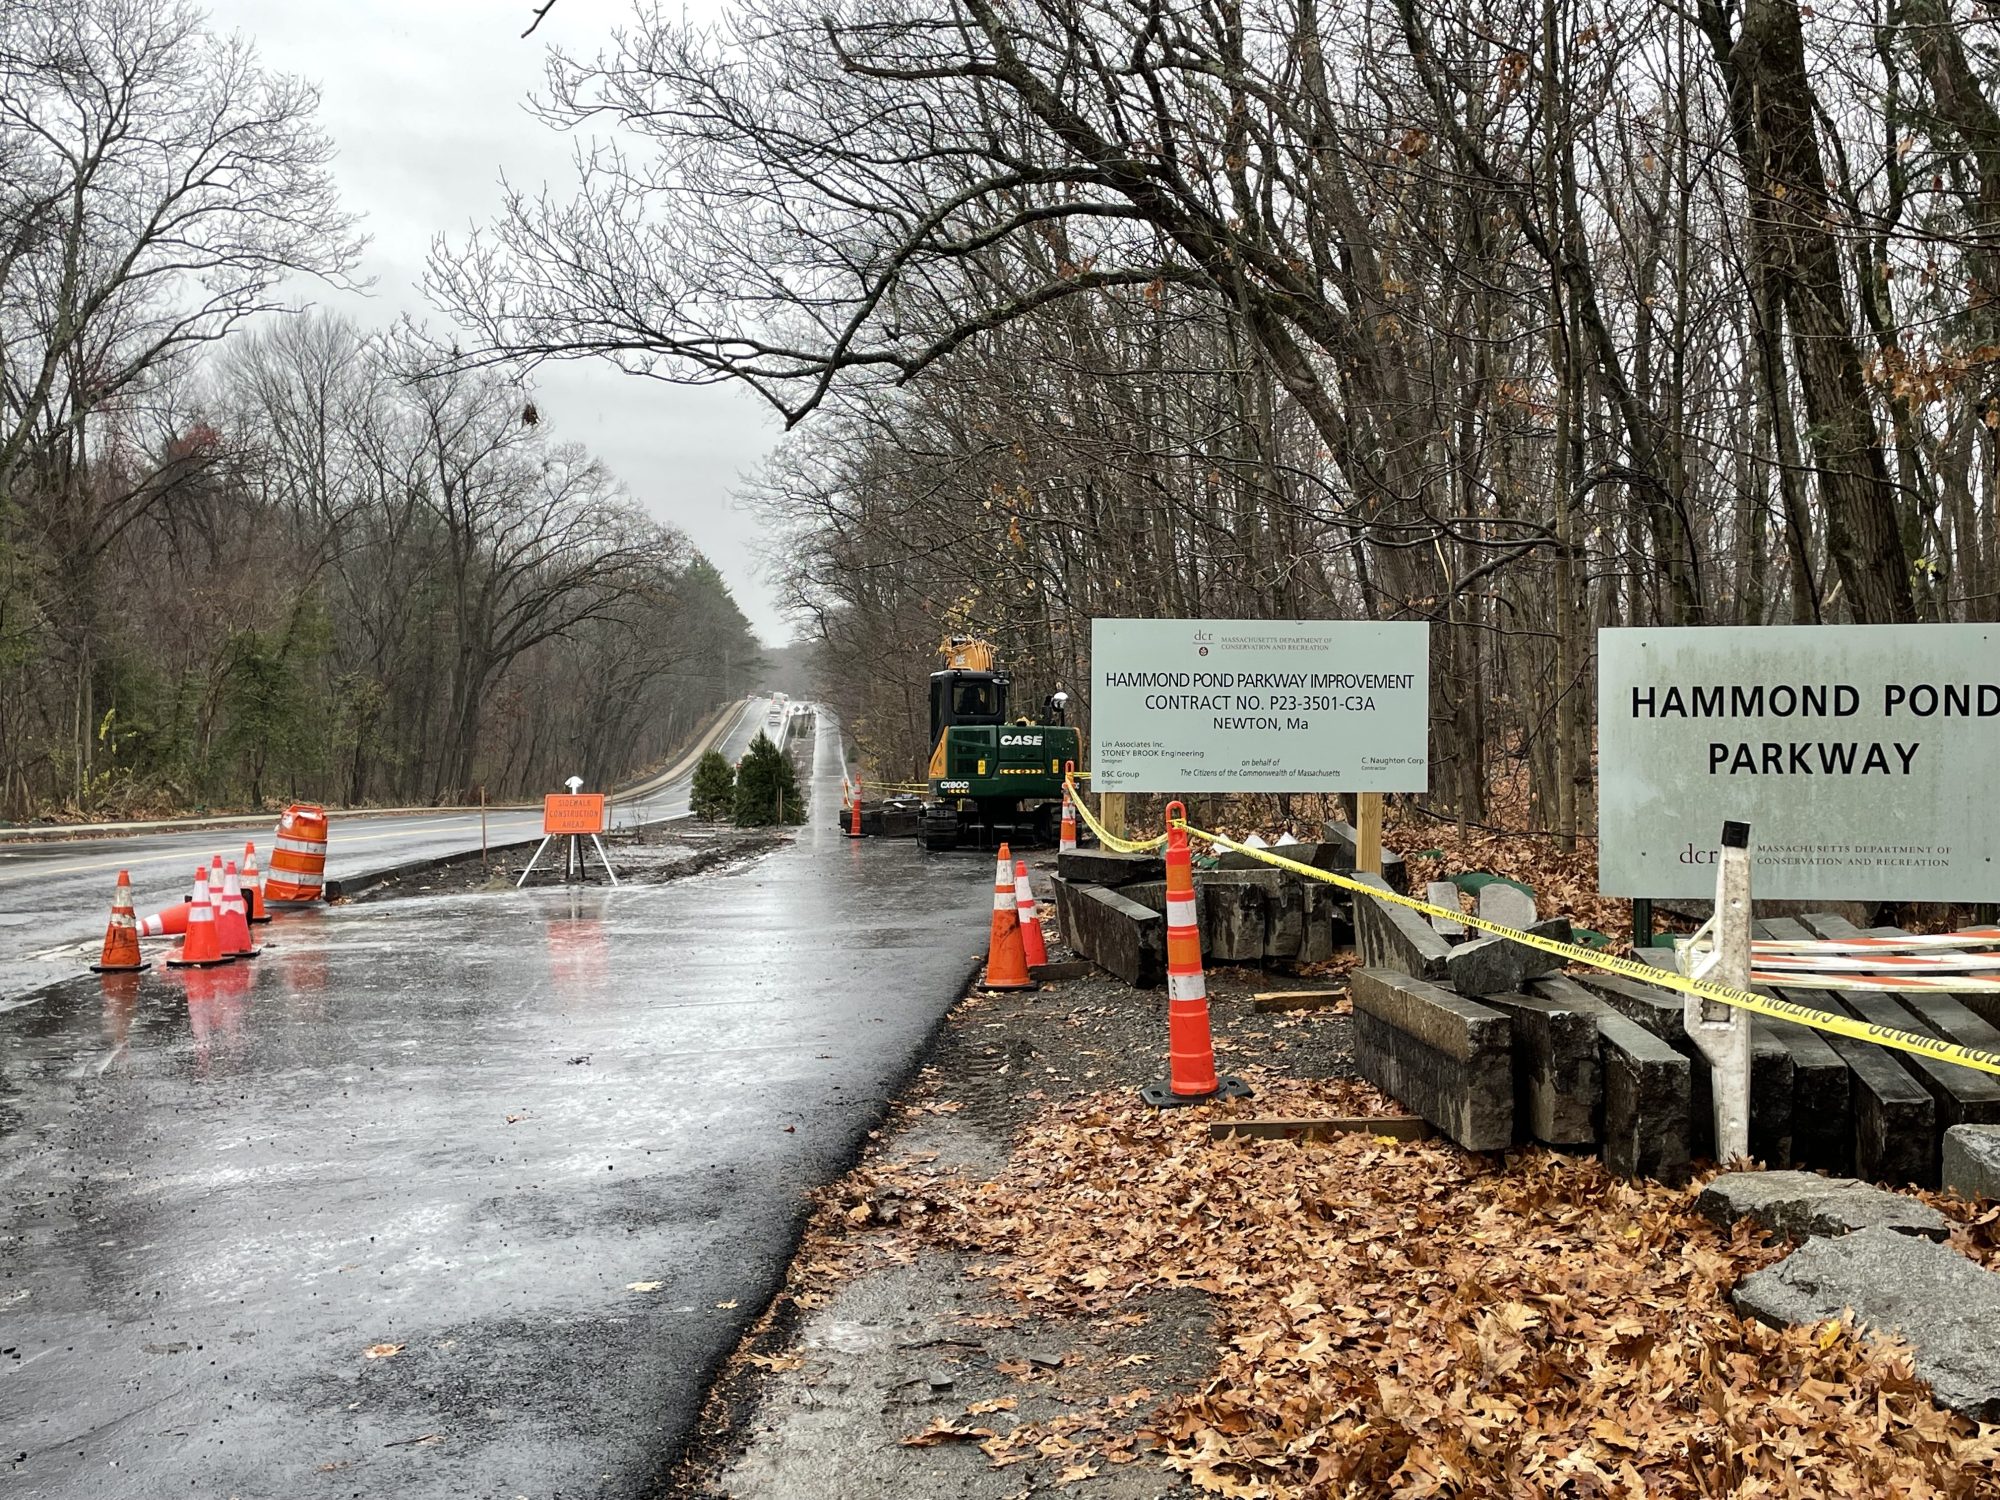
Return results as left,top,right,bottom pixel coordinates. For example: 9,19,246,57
1089,619,1429,792
1599,624,2000,900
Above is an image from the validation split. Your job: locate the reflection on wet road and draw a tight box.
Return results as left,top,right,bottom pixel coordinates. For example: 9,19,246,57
0,713,987,1498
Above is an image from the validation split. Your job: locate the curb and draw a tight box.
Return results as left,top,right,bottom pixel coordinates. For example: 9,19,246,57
323,838,547,900
323,701,761,899
0,804,536,845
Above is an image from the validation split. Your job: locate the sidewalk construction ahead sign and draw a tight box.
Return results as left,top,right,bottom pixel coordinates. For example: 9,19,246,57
1599,624,2000,901
1089,619,1429,793
542,794,607,835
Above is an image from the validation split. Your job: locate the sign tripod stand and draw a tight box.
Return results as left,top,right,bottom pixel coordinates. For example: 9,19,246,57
519,776,621,887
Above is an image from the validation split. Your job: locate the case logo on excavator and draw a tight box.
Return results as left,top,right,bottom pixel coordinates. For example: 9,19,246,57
1000,733,1043,747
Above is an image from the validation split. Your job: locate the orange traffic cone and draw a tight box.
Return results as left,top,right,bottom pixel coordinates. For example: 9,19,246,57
978,841,1035,991
848,773,864,838
90,870,150,973
215,862,260,959
138,896,192,938
166,869,233,968
1060,761,1078,853
1141,803,1249,1107
1014,858,1048,968
241,842,270,923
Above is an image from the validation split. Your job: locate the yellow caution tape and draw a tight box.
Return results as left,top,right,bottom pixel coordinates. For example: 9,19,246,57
1198,826,2000,1076
1064,779,1167,853
1059,777,2000,1078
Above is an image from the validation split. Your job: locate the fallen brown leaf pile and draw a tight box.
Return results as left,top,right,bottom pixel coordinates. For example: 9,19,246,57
830,1082,2000,1498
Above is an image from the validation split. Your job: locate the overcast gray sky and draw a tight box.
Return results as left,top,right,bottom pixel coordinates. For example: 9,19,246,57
203,0,791,646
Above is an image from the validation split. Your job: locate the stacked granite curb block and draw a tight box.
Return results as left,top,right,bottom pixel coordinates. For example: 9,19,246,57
1480,991,1599,1146
1575,961,1798,1168
1198,872,1281,961
1349,880,1686,1174
1759,915,1954,1186
1532,975,1691,1180
1350,969,1513,1151
1316,822,1408,892
1052,844,1354,975
1050,880,1163,988
1443,917,1573,997
1056,849,1164,887
1336,884,1996,1192
1352,872,1449,980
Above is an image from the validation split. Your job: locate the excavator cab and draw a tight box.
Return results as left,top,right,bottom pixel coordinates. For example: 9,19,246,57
929,665,1009,743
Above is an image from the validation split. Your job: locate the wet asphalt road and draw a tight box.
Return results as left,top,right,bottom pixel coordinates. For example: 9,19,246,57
0,700,777,999
0,712,990,1498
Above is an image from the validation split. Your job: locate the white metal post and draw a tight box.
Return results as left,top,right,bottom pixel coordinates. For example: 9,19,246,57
1678,819,1753,1164
589,833,621,886
516,835,553,888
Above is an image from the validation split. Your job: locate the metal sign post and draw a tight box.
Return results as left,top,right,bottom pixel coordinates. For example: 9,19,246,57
1677,819,1753,1163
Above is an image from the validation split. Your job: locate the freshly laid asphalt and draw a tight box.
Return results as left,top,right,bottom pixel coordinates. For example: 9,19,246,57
0,699,777,999
0,711,992,1498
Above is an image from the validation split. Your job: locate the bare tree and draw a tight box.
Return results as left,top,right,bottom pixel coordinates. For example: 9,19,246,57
0,0,363,795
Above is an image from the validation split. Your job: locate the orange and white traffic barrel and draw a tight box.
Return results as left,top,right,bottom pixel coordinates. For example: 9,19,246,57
265,804,329,903
1141,803,1249,1107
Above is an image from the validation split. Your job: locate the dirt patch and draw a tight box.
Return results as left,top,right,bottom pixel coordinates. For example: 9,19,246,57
340,822,788,904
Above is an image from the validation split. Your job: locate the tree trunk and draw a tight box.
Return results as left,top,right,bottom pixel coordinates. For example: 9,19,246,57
1702,0,1915,622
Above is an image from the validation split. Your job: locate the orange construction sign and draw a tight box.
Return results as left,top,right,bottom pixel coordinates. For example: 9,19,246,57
543,794,607,835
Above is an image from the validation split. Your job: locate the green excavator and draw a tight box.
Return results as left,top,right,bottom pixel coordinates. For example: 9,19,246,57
917,637,1081,851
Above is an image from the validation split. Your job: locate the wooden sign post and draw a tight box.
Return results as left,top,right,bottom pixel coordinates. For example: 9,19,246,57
1100,791,1128,842
1356,792,1383,875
